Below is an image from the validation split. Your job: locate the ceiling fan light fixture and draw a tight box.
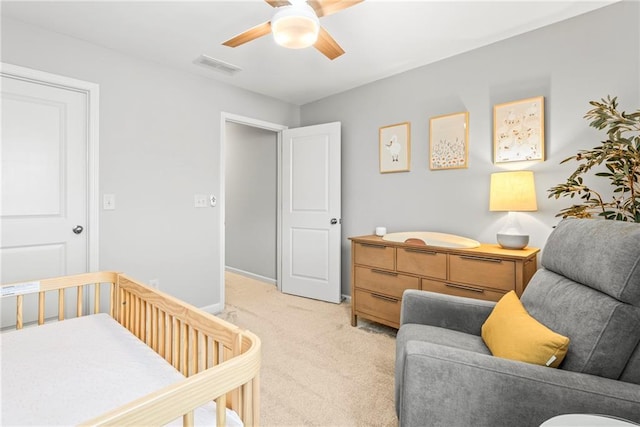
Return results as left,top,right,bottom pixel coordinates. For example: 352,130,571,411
271,4,320,49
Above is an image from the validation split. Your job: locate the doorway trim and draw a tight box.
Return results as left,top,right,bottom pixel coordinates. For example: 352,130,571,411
1,62,100,273
219,112,288,307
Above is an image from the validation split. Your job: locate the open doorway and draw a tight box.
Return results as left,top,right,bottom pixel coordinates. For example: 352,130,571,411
225,122,278,284
219,113,287,303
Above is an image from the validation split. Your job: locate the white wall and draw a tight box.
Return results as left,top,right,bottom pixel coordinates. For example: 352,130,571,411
1,17,300,310
225,122,277,281
300,2,640,295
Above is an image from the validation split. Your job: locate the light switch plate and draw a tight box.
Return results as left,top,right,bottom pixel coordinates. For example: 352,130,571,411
194,194,208,208
103,194,115,210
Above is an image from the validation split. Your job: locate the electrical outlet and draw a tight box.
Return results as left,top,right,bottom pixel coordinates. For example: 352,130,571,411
149,279,159,289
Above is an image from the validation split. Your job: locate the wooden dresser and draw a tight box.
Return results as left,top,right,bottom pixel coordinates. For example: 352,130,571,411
349,235,540,328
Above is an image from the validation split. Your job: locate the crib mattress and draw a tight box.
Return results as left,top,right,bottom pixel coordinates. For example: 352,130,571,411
0,313,243,426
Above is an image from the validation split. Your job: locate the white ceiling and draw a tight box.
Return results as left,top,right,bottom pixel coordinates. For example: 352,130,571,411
2,0,616,105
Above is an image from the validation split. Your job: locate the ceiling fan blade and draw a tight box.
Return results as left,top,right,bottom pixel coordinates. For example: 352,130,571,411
314,26,345,60
222,21,272,48
264,0,291,7
307,0,364,18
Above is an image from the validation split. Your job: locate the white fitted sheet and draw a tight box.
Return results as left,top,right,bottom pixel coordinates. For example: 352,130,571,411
0,313,242,426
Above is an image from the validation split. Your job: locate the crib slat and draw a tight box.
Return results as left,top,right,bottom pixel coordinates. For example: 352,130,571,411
231,332,243,411
172,316,180,369
198,331,206,373
180,321,188,376
216,394,227,427
38,292,45,325
121,289,129,329
119,289,125,328
141,299,148,342
134,296,140,337
94,283,100,314
212,339,221,367
76,286,84,317
188,326,196,376
151,306,158,351
252,373,260,426
16,294,23,330
158,311,166,359
165,314,173,365
58,289,64,321
242,379,254,425
182,410,194,427
110,283,116,319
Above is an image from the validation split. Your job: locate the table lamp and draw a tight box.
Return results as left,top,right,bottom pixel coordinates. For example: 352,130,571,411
489,170,537,249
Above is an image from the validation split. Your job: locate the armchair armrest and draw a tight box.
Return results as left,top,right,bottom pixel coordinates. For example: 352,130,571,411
399,341,640,427
400,289,496,336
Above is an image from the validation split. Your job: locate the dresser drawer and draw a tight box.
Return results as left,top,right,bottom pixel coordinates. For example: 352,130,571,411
396,247,447,279
354,289,402,327
354,242,395,270
449,254,515,291
421,278,505,302
354,266,419,299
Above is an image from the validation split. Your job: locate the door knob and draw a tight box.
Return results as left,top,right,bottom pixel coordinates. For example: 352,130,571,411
330,218,339,225
72,225,84,234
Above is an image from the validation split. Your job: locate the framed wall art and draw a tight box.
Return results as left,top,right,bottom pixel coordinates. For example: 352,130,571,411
493,96,545,163
379,122,410,173
429,111,469,170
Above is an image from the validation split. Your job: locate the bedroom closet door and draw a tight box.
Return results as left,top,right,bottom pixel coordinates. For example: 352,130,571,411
1,64,98,326
281,122,341,303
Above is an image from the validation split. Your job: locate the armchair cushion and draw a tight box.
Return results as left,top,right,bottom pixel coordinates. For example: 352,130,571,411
541,218,640,306
522,269,640,379
481,291,569,368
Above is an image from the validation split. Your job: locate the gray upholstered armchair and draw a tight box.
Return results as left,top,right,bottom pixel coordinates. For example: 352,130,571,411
395,218,640,427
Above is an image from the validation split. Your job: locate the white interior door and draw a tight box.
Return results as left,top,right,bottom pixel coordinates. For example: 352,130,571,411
1,66,97,326
281,122,341,303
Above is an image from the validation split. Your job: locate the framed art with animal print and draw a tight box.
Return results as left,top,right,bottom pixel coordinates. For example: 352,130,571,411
493,96,545,163
379,122,411,173
429,111,469,170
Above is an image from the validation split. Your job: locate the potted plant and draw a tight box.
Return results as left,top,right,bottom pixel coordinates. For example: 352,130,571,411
548,96,640,222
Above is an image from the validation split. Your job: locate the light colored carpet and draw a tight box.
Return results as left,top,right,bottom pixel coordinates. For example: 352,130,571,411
220,272,398,427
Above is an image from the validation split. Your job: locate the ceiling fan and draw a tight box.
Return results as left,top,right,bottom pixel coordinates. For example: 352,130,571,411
222,0,364,60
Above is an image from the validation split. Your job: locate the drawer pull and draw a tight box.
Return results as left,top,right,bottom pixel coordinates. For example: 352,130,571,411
459,255,503,263
360,243,387,249
404,249,438,255
371,293,398,303
371,269,398,277
445,283,485,293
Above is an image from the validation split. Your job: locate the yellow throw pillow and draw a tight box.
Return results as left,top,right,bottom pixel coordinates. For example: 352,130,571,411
481,291,570,368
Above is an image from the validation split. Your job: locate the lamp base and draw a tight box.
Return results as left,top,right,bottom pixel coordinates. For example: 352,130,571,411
497,233,529,250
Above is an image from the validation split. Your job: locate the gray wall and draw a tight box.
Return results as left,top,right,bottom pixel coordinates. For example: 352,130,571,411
225,122,277,281
1,17,300,311
3,2,639,302
300,2,640,296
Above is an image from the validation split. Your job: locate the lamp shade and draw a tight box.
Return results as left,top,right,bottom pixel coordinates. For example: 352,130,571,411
271,4,320,49
489,171,538,212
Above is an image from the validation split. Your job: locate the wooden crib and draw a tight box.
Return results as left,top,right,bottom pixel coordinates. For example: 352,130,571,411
0,271,261,426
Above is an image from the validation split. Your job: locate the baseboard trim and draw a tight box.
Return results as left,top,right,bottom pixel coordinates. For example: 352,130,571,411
200,302,224,315
342,294,351,303
225,266,277,286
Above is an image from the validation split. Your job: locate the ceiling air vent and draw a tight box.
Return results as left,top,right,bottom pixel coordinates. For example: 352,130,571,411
194,55,242,76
